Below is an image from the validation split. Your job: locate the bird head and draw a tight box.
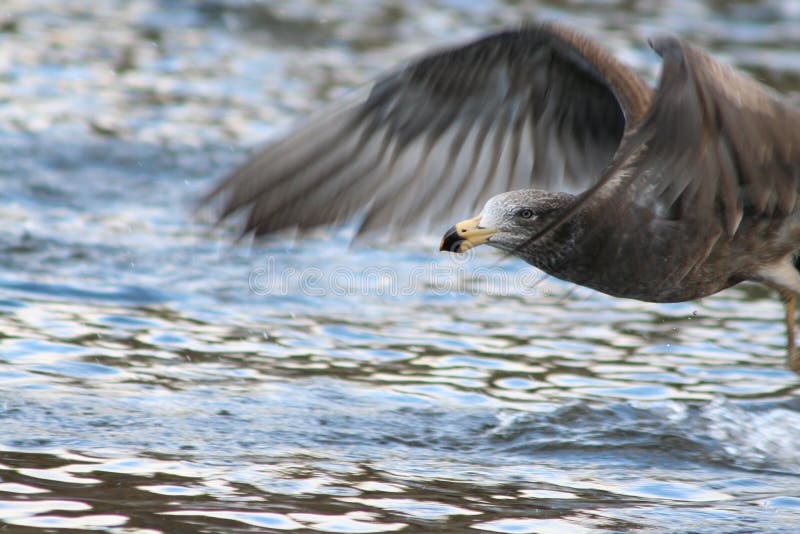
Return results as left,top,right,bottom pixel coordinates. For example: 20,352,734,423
439,189,574,255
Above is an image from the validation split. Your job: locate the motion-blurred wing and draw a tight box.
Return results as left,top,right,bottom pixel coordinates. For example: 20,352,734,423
541,35,800,295
605,36,800,237
205,23,651,238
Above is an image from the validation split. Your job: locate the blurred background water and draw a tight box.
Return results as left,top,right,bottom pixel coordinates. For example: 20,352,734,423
2,0,800,532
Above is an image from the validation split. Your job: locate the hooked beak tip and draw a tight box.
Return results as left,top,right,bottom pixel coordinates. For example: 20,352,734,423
440,225,465,253
439,216,495,253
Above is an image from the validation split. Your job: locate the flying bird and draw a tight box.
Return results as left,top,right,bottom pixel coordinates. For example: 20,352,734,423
206,23,800,373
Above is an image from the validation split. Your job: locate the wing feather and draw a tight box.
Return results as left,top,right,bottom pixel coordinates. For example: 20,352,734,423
205,23,651,238
618,36,800,234
533,35,800,292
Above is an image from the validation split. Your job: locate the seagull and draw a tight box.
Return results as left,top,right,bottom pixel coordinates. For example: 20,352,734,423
206,23,800,373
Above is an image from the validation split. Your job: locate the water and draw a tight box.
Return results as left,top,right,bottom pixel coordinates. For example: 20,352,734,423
2,0,800,532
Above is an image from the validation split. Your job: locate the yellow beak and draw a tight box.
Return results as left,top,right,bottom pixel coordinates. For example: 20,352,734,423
439,216,497,253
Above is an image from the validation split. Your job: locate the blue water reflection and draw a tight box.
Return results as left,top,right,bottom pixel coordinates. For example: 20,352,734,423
1,0,800,532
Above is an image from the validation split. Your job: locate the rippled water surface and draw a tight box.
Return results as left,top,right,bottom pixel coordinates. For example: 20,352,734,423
3,1,800,532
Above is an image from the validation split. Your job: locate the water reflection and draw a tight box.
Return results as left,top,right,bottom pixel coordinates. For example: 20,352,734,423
2,0,800,531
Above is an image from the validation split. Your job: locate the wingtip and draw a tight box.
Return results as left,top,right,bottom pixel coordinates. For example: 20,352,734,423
647,34,683,58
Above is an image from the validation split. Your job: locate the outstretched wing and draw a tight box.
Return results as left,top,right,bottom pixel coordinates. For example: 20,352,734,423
543,35,800,297
205,23,651,238
601,36,800,237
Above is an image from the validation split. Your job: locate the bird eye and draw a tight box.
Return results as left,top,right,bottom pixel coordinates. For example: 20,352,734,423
517,208,534,219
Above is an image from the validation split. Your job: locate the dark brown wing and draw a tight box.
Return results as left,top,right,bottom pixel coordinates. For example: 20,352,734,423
600,36,800,236
204,23,651,238
538,35,800,299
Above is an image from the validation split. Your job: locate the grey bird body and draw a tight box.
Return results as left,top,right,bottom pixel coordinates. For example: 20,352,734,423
207,23,800,372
